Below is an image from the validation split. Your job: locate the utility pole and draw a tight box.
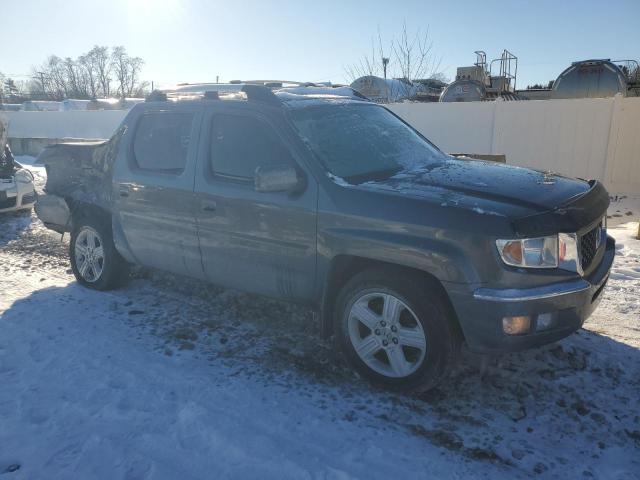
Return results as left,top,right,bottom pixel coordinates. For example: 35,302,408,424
216,75,219,84
382,57,389,79
35,71,46,98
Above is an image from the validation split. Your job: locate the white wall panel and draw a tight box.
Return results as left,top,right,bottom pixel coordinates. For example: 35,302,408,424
390,96,639,193
5,97,639,193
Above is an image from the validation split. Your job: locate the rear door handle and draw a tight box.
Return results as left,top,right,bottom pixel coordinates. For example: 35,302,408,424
202,202,217,212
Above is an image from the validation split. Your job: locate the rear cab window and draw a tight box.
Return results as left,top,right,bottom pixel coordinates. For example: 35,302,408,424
132,111,196,174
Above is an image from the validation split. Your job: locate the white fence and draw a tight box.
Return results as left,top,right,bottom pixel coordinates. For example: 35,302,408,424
5,110,126,140
5,96,640,193
388,95,640,194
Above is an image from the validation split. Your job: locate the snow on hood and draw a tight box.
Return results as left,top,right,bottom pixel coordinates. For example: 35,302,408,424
358,157,591,211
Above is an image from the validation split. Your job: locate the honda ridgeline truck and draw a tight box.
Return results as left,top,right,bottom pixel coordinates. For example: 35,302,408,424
35,84,614,391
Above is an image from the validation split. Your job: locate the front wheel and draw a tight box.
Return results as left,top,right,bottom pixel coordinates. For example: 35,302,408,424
335,268,460,392
70,218,128,290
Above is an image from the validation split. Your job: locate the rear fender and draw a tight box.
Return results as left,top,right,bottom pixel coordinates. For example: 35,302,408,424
111,214,137,264
35,194,71,233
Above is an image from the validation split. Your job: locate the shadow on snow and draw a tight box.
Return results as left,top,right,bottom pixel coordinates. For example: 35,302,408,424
2,274,639,477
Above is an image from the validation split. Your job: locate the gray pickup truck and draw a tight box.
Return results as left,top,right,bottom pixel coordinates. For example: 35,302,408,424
36,84,615,391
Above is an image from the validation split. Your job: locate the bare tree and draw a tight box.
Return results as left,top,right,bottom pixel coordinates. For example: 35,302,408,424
390,22,442,100
92,46,112,97
0,77,30,103
347,22,444,103
4,78,20,97
38,55,69,100
79,50,100,99
111,46,146,99
63,57,87,98
345,26,390,81
29,46,147,100
126,56,145,97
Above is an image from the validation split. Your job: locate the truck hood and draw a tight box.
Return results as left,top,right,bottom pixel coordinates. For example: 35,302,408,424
351,157,609,236
356,157,591,213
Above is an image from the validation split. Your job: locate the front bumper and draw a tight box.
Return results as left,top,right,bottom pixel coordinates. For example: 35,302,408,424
447,235,615,353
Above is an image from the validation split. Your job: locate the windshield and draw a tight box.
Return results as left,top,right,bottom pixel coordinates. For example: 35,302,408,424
289,103,446,183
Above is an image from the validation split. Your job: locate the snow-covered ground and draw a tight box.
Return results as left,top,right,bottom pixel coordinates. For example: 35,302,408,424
1,158,639,479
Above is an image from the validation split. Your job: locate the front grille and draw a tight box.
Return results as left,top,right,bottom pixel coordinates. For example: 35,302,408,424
0,197,17,209
580,224,601,271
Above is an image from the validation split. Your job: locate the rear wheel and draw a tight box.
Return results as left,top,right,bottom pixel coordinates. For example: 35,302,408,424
70,217,128,290
335,268,460,392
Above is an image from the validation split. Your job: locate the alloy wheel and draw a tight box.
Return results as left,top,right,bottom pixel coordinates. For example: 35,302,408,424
347,291,427,378
74,227,105,283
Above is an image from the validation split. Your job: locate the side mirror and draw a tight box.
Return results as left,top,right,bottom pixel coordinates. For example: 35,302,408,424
254,164,304,193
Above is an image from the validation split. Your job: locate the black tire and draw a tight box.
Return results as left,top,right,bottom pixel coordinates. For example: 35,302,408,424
70,215,129,290
334,267,461,392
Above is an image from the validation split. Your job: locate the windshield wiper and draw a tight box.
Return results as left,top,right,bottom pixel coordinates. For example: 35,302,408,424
343,166,403,185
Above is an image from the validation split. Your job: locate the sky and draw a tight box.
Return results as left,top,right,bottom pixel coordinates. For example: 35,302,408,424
1,0,638,90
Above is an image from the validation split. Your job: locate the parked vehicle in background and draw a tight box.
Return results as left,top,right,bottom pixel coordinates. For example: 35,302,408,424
0,160,37,213
35,84,615,391
0,117,37,213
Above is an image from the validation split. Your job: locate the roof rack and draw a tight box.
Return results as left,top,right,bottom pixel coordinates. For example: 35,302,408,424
150,83,281,106
147,81,369,104
276,85,370,101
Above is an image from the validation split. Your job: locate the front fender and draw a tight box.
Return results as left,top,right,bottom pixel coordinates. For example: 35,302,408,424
319,227,480,285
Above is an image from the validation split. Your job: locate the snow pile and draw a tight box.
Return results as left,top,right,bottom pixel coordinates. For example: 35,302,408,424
586,221,640,347
608,194,640,227
0,159,639,479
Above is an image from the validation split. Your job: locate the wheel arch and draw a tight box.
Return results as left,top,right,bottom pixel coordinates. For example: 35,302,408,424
67,199,136,264
67,199,112,230
319,255,464,342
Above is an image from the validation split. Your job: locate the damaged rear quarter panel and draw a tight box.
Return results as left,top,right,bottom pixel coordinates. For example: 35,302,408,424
37,127,127,227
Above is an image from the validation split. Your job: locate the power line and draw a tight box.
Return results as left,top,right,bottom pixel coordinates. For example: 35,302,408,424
0,73,36,79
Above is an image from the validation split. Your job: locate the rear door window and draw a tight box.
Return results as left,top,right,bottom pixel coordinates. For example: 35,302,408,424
133,112,195,174
210,114,292,181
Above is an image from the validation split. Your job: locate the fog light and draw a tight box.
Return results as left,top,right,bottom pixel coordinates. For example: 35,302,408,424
502,316,531,335
536,313,554,331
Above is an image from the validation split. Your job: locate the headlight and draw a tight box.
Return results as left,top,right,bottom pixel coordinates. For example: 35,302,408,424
497,217,606,272
558,233,580,273
15,169,34,184
496,236,558,268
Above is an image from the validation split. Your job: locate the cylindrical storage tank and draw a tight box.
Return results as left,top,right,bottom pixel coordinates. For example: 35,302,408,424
552,59,628,99
350,76,417,103
351,76,392,102
439,79,487,102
